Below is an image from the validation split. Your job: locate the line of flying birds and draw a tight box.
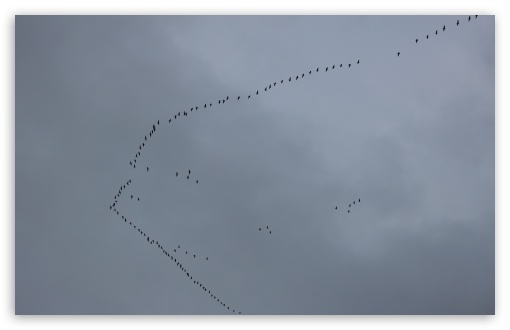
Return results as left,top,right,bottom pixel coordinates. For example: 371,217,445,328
110,15,480,314
109,185,240,314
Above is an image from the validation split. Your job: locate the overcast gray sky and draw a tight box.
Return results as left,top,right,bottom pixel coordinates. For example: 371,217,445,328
15,15,494,315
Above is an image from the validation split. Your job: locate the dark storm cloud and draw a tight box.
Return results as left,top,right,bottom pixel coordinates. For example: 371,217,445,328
16,15,494,314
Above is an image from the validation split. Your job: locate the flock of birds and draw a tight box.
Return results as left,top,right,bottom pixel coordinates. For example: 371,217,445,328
108,16,480,314
335,198,361,214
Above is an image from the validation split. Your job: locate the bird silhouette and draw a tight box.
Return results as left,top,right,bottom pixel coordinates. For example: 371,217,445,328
348,210,350,213
289,77,291,81
443,25,446,31
397,52,400,57
332,65,335,69
357,60,360,64
147,167,149,172
248,95,251,99
436,30,438,35
457,19,459,26
468,16,471,21
335,206,337,210
316,68,319,72
309,70,312,74
325,67,328,72
237,96,240,100
187,175,189,180
348,64,351,68
426,34,429,39
196,180,198,184
415,38,418,43
359,198,361,202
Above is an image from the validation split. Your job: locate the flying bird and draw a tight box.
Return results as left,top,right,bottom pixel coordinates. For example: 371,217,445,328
316,68,319,72
426,35,429,39
357,60,360,64
237,96,240,100
335,206,338,210
196,180,198,184
443,25,446,31
248,95,251,99
397,52,400,57
415,38,418,43
348,64,351,68
457,19,459,26
468,16,471,21
176,172,178,177
325,67,329,72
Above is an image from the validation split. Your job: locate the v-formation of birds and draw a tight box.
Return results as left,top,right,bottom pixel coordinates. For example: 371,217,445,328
109,16,479,314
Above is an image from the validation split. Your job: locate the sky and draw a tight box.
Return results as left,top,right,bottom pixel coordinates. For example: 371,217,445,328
15,15,494,315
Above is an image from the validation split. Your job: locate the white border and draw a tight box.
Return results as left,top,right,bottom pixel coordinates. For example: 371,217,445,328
4,1,506,330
